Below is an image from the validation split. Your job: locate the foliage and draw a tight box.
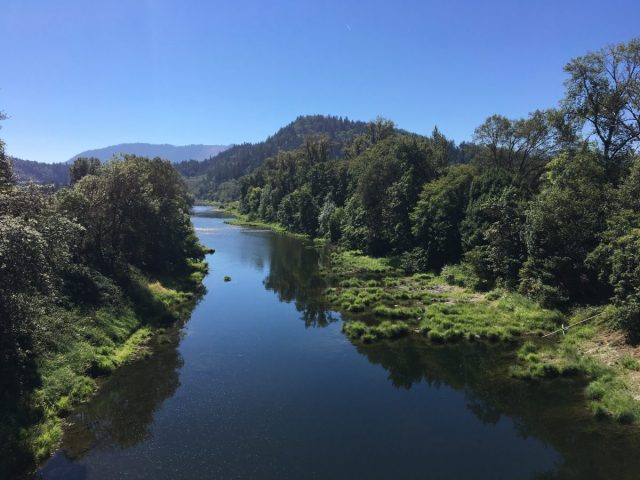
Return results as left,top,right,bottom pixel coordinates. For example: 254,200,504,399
472,110,562,186
58,155,203,274
411,164,475,269
69,156,101,184
0,144,208,476
463,181,529,289
519,150,611,307
563,38,640,176
176,115,368,198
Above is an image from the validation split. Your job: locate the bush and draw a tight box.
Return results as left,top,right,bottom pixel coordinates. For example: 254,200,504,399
399,247,430,274
440,263,483,290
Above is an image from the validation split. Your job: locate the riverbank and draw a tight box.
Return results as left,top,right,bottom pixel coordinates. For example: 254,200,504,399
210,206,640,425
4,261,208,478
324,249,640,425
324,250,560,342
220,205,317,241
512,308,640,424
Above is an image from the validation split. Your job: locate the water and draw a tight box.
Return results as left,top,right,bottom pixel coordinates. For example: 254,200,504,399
38,207,640,479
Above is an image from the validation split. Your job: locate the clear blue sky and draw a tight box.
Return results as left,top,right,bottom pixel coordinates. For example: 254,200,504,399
2,0,639,163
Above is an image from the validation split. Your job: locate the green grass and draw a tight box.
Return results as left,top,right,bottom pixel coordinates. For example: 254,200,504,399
509,308,640,424
342,320,411,342
13,261,207,473
224,212,310,239
327,266,560,345
323,250,395,277
621,356,640,371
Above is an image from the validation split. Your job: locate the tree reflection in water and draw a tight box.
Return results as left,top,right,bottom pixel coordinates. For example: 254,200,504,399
262,233,337,328
60,337,183,458
354,338,640,480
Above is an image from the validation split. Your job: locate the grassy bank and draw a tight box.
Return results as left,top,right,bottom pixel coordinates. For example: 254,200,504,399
322,249,640,425
325,250,560,343
219,203,315,241
511,307,640,424
3,262,207,477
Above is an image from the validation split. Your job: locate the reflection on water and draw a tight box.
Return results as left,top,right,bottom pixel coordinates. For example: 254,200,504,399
39,339,182,479
38,209,640,480
356,339,640,479
262,233,337,327
66,340,182,455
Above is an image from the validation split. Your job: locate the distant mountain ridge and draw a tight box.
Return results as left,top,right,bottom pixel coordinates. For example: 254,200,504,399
69,143,229,164
9,116,368,191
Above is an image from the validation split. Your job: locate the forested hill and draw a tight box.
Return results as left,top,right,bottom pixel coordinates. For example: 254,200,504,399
10,156,70,186
175,115,369,199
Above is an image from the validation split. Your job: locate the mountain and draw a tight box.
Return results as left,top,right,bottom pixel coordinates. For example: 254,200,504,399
10,156,70,186
69,143,229,164
175,115,368,198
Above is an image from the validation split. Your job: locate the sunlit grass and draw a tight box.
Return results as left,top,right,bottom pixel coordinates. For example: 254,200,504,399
328,261,560,345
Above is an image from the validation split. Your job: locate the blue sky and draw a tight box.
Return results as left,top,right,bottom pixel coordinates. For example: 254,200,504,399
2,0,639,163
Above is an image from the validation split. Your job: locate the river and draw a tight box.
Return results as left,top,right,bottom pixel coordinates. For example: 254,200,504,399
38,207,640,479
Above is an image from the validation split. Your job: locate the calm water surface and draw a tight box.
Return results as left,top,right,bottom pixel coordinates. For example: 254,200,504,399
38,207,640,479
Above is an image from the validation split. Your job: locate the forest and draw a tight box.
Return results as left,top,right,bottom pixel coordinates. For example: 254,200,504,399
175,115,369,200
0,133,210,477
234,39,640,342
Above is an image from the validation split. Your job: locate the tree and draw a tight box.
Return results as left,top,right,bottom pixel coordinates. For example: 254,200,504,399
317,195,337,238
473,110,558,186
588,209,640,340
367,117,395,144
0,180,81,364
69,157,101,184
58,156,201,274
588,157,640,340
411,165,475,269
349,135,437,254
464,187,528,289
520,150,611,306
461,167,525,251
304,135,330,163
563,38,640,176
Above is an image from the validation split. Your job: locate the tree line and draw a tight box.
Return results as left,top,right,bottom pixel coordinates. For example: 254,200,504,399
175,115,369,199
236,39,640,340
1,149,206,366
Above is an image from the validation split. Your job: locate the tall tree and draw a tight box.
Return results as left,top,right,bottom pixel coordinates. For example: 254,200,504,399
520,150,611,306
411,165,475,269
69,157,101,184
473,110,558,186
563,38,640,175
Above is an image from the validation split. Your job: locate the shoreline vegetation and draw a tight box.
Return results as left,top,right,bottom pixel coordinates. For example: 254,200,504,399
210,39,640,428
218,202,640,427
25,265,207,468
0,152,211,478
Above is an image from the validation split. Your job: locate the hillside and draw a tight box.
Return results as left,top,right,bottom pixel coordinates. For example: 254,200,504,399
10,156,69,186
69,143,229,164
175,115,368,199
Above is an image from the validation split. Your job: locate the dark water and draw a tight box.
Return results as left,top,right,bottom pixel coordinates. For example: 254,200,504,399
38,207,640,480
